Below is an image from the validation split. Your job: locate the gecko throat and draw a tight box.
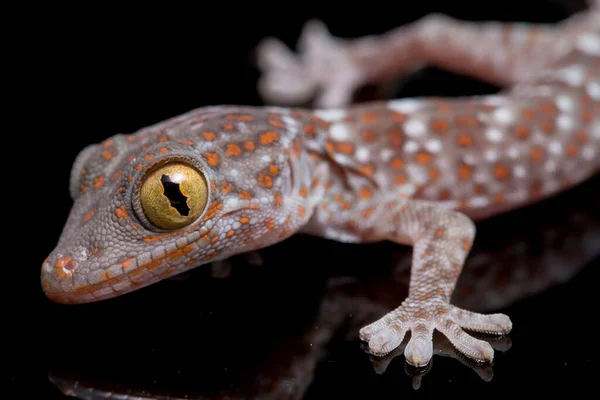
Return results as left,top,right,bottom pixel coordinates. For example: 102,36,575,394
160,174,190,216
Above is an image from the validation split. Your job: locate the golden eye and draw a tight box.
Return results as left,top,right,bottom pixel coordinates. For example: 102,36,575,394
140,162,208,230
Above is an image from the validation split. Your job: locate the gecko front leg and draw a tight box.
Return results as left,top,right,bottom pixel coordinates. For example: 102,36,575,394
349,197,511,366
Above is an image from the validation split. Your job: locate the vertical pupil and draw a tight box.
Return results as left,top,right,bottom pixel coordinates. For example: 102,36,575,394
160,174,190,216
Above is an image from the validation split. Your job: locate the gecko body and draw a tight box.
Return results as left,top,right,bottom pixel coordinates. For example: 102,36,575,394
42,5,600,367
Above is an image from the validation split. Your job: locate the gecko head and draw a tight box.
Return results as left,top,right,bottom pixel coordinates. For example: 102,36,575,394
41,112,296,304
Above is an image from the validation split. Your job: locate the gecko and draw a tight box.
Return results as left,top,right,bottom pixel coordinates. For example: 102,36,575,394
41,3,600,368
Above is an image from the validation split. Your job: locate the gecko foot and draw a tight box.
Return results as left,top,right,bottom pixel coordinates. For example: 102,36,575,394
256,19,365,108
359,299,512,367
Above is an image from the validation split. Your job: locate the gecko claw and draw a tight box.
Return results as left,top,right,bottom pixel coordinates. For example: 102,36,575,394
360,300,512,366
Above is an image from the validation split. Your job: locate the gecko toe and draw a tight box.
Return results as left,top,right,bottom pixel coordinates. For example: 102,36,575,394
449,306,513,335
437,318,494,363
367,326,407,355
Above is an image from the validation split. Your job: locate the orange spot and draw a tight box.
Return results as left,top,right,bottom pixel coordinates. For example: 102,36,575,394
273,192,283,206
143,236,162,242
457,134,473,147
159,136,168,143
93,176,105,188
540,120,555,134
83,210,95,222
225,114,255,121
221,182,232,194
119,186,125,193
259,131,279,145
136,164,143,171
386,128,403,148
127,175,132,183
268,119,284,128
394,174,407,184
361,130,377,142
325,140,335,153
226,230,235,238
128,155,136,163
455,115,478,127
529,147,545,163
299,186,308,197
437,102,453,112
159,147,169,153
582,109,593,122
357,163,374,177
226,143,242,156
103,140,114,147
121,258,134,268
494,164,510,180
513,125,530,139
390,157,404,169
361,112,379,122
431,119,449,134
493,193,505,204
240,217,249,224
101,149,114,160
415,151,432,164
224,123,233,131
335,141,354,154
127,135,136,142
115,205,128,219
435,229,444,238
462,239,471,250
269,164,278,175
145,154,154,161
521,108,536,120
298,206,306,218
179,140,194,146
239,191,252,200
304,124,316,136
429,168,440,181
458,164,472,180
244,141,255,151
204,152,220,166
203,131,216,141
540,103,557,116
341,201,351,210
438,190,451,200
566,143,578,157
80,182,88,194
576,130,589,143
359,187,372,199
265,218,276,230
390,111,406,122
258,173,273,188
473,183,485,194
362,208,374,217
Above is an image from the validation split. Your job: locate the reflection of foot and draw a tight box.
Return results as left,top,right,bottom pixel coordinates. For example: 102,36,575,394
364,330,512,389
256,20,365,108
359,298,512,367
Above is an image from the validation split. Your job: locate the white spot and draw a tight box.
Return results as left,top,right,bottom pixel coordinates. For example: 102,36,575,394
548,141,563,155
225,197,240,208
282,115,299,128
492,108,514,125
507,147,520,158
388,98,423,113
587,81,600,100
232,222,241,229
355,147,370,162
261,155,272,162
397,183,416,197
514,165,527,178
463,154,476,165
404,119,427,137
278,154,285,162
592,122,600,139
559,65,586,87
481,95,506,106
425,139,442,153
406,165,428,185
260,197,270,204
380,148,394,162
486,127,504,142
229,169,239,177
582,145,596,160
484,150,498,162
404,140,419,153
330,123,350,140
314,108,346,122
469,196,490,208
576,33,600,56
555,95,574,112
545,160,557,173
557,115,574,131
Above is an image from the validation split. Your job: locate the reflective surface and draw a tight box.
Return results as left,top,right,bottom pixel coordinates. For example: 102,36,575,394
45,173,599,399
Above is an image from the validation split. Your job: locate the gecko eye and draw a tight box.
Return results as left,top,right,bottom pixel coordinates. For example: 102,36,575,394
139,162,208,230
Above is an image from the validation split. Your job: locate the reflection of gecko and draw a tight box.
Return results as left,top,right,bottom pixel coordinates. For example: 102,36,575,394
41,3,599,367
48,174,600,398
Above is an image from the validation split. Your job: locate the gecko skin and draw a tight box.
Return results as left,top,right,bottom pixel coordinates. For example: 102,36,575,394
42,5,600,367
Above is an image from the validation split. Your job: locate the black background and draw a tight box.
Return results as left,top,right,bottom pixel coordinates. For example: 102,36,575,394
10,0,599,398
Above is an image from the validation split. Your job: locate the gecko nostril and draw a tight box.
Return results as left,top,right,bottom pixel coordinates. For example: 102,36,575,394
55,256,77,280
